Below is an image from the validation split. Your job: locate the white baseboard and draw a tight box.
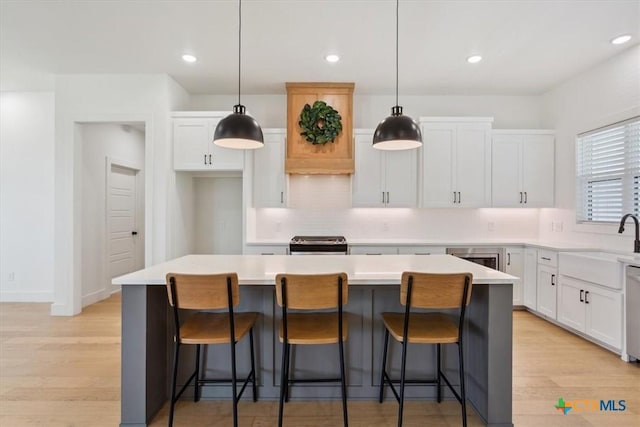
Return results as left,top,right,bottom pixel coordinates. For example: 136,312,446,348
82,288,111,308
0,290,53,303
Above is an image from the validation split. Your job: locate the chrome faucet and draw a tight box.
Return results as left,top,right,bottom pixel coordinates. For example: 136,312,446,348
618,213,640,253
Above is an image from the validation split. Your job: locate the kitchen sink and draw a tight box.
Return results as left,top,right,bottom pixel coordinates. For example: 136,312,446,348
559,252,623,289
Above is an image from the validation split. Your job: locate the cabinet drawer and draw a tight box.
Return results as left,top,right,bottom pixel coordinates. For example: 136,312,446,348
398,246,446,255
538,249,558,267
350,246,398,255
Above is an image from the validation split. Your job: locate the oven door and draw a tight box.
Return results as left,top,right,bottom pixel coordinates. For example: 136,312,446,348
446,248,505,271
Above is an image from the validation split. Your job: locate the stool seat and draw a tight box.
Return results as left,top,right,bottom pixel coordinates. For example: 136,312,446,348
278,313,348,344
381,312,458,344
180,312,259,345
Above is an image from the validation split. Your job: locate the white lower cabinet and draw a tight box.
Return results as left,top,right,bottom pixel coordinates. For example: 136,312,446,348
397,246,446,255
505,247,524,305
536,264,558,319
349,246,398,255
523,248,538,309
558,275,622,350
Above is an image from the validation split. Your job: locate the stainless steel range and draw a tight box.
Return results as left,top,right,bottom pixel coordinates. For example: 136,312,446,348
289,236,348,255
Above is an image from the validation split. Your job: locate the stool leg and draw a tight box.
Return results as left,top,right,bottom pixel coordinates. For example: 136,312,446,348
278,341,288,427
230,340,238,427
436,343,442,403
284,343,291,402
398,337,408,427
194,344,201,402
249,328,257,402
339,337,348,427
378,329,390,403
458,342,467,427
168,342,180,427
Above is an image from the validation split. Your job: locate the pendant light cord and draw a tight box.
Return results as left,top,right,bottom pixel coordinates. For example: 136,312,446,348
238,0,242,106
395,0,399,107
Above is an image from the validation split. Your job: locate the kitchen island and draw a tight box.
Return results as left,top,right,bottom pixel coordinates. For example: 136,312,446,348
113,254,515,427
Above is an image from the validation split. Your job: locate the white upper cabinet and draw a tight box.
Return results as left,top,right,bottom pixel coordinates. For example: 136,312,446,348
352,130,417,208
420,118,492,207
173,112,245,171
253,129,286,207
492,131,555,207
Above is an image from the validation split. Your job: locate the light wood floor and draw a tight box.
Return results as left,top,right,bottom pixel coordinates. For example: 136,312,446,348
1,294,638,426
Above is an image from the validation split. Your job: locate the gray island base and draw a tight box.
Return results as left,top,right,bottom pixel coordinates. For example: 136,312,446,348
114,254,515,427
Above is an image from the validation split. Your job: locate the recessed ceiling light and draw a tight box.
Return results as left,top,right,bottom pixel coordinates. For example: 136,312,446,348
325,54,340,63
467,55,482,64
610,34,631,45
182,54,197,63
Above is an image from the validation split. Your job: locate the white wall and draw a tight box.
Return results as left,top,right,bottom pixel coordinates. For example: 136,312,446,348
539,45,640,251
0,92,55,301
194,177,243,254
193,94,544,243
80,123,145,306
53,74,189,314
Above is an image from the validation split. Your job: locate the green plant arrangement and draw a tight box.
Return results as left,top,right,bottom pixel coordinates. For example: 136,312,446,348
298,100,343,145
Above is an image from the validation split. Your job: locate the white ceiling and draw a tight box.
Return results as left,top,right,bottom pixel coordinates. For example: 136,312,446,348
1,0,638,95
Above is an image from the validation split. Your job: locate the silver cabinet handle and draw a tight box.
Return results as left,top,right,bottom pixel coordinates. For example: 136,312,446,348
458,192,461,204
453,192,457,203
584,290,589,304
524,191,528,203
386,192,390,205
280,191,284,204
541,257,551,261
520,192,523,203
382,192,386,204
580,289,584,302
204,154,207,165
551,274,555,286
208,154,212,164
507,253,511,266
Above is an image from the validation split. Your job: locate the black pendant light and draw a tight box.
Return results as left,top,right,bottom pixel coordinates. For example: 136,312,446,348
213,0,263,149
372,0,422,150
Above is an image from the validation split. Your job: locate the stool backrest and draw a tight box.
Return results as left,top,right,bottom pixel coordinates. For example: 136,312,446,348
400,272,473,309
165,273,239,310
275,273,348,309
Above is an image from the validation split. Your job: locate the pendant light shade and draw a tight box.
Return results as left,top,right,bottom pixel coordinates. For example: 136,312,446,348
213,105,263,149
213,0,263,150
373,0,422,151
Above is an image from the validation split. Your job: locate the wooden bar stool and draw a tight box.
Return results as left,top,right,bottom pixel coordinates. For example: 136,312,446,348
378,272,473,427
275,273,349,427
165,273,258,427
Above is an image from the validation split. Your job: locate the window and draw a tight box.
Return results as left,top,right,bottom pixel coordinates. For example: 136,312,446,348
576,116,640,223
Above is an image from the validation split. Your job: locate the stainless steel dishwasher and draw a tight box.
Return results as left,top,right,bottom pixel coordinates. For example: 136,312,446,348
627,265,640,360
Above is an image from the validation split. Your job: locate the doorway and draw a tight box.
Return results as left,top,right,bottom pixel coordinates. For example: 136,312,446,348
80,123,145,308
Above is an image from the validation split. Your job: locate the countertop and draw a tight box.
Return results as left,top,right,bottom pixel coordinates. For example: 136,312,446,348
112,254,517,286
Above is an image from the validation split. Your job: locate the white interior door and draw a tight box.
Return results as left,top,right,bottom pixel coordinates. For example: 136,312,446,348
108,164,141,284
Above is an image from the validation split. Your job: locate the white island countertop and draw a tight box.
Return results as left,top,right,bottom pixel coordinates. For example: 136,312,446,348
113,254,517,286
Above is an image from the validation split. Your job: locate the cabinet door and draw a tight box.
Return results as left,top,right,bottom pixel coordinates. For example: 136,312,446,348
524,248,537,309
173,118,211,170
349,246,398,255
422,125,455,207
537,265,557,319
585,284,622,349
521,134,554,207
505,247,524,305
385,149,417,207
456,124,491,207
557,276,586,332
253,130,286,207
492,135,522,207
208,118,245,171
353,132,385,207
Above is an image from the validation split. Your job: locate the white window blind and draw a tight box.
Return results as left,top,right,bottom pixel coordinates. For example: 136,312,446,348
576,116,640,222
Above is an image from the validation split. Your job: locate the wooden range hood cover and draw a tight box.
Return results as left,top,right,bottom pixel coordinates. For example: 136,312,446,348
285,82,354,174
